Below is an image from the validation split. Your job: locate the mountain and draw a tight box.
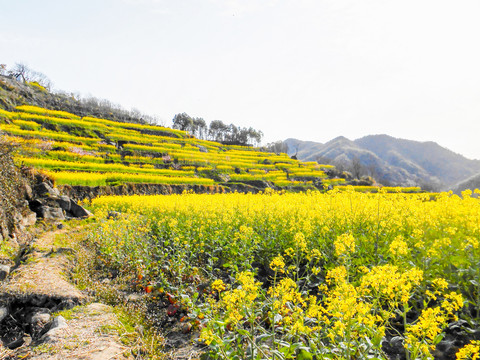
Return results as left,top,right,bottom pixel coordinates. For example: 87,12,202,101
453,172,480,194
284,135,480,189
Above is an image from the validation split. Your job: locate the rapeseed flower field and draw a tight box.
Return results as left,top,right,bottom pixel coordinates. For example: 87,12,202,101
86,188,480,359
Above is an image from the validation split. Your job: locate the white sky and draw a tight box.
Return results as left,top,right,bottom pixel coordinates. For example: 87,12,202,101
1,0,479,159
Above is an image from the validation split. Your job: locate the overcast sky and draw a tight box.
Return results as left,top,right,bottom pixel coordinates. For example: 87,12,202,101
1,0,479,159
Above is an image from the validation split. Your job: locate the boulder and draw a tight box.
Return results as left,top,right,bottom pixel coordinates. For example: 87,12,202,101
56,195,71,212
38,206,65,221
0,264,11,281
40,315,68,343
34,182,60,197
69,199,91,218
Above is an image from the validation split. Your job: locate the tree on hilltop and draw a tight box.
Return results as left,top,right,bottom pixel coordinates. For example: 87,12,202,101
208,120,229,142
172,113,263,146
172,113,194,131
7,63,52,90
192,117,207,139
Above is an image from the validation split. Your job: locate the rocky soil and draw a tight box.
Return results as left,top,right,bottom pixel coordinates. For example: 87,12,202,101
0,227,135,359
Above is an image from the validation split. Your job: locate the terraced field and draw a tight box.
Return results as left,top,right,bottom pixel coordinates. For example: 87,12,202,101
0,105,341,190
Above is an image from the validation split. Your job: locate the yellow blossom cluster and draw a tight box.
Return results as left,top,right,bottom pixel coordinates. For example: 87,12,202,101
389,235,409,257
216,271,261,326
456,340,480,360
334,233,355,257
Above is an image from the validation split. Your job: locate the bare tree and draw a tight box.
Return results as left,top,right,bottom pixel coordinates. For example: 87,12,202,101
9,63,29,82
350,156,365,179
8,63,52,89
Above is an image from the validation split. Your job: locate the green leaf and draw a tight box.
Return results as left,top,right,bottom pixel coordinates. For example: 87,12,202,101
297,349,313,360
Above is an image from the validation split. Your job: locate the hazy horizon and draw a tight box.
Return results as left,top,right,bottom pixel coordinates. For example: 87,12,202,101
1,0,479,160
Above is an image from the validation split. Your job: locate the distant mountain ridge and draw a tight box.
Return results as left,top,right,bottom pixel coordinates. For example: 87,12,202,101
284,135,480,189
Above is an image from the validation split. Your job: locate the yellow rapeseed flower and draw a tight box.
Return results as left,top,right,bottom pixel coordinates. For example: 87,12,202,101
270,255,286,273
334,233,355,257
211,279,226,292
456,340,480,360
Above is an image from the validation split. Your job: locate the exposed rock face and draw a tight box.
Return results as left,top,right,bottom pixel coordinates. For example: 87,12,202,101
59,183,228,201
38,206,66,221
0,149,34,247
58,182,316,202
28,182,92,220
34,182,60,198
69,199,92,218
56,196,71,212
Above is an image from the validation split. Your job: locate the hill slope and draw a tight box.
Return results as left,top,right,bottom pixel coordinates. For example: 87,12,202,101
0,76,336,193
453,172,480,194
285,135,480,188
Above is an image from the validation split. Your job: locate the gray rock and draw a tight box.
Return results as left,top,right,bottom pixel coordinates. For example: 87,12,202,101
40,315,68,343
56,195,71,211
0,264,11,281
0,306,8,322
34,182,60,197
50,315,68,330
38,206,65,220
69,199,91,218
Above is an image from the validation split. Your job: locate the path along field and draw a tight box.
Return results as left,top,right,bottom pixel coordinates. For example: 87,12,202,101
86,188,480,360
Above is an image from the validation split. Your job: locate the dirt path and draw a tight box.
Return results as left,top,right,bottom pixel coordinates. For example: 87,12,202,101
1,228,84,301
0,227,134,360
